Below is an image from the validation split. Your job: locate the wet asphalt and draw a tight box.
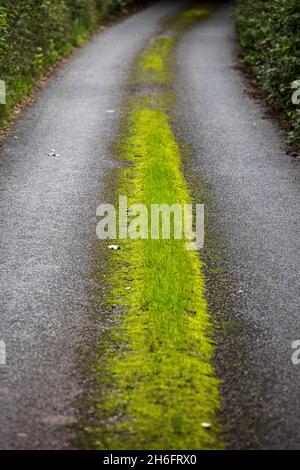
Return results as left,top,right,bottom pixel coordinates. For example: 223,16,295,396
1,0,300,451
0,0,182,450
176,2,300,449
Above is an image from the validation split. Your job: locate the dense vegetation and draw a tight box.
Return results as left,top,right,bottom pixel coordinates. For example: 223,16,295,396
235,0,300,145
0,0,142,125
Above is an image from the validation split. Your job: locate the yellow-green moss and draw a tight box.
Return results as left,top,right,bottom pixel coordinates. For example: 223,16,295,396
137,36,174,84
84,3,224,450
175,6,211,27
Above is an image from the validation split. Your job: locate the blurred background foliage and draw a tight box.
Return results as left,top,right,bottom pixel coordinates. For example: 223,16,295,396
236,0,300,145
1,0,299,144
0,0,143,124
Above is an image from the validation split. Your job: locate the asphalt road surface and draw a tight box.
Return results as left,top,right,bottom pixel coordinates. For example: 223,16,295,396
1,0,300,451
0,1,182,450
177,3,300,449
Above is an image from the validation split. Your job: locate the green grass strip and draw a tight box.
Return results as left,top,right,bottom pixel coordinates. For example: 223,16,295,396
84,4,223,450
137,36,174,84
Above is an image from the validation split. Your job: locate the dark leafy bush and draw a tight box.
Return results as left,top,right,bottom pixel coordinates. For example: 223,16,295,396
235,0,300,144
0,0,142,125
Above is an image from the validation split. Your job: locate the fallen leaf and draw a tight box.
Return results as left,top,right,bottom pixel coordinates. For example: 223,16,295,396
201,422,211,429
48,150,60,157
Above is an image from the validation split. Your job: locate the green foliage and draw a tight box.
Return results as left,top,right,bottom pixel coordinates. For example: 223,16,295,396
235,0,300,144
0,0,141,125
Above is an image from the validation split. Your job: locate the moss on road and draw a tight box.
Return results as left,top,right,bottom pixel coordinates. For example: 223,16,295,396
83,3,224,450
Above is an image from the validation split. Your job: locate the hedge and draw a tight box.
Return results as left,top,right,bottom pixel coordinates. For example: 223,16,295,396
0,0,142,125
235,0,300,145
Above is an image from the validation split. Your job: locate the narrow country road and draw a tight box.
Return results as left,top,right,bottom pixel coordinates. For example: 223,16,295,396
177,3,300,449
0,1,182,450
1,0,300,451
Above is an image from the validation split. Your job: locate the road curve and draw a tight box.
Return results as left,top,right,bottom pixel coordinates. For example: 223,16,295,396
0,0,183,450
177,3,300,449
